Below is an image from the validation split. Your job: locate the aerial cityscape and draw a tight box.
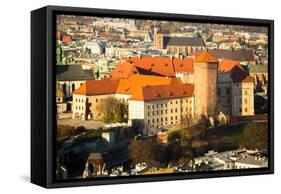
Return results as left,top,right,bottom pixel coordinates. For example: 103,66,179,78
55,15,269,180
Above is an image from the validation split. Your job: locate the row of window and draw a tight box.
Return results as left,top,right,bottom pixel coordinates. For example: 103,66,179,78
75,98,84,103
217,87,231,96
237,98,249,104
147,116,178,124
94,98,128,103
75,105,84,111
147,107,192,116
239,108,248,113
147,99,192,110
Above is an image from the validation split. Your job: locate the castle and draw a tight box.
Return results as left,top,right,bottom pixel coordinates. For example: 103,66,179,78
72,52,254,136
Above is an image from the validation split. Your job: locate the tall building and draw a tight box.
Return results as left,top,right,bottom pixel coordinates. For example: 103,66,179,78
193,52,218,117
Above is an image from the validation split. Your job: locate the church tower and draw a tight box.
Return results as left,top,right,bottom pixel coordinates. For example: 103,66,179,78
193,52,218,118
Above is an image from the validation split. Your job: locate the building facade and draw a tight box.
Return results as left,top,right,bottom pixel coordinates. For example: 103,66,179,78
154,33,206,54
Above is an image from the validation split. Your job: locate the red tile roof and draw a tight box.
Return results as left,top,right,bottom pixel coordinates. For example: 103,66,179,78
73,74,193,101
135,57,176,77
110,63,139,79
173,58,194,73
140,81,194,101
122,56,194,77
116,75,172,99
218,59,244,73
73,79,120,95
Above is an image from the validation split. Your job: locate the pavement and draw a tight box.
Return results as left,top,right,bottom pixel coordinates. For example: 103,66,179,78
57,118,106,129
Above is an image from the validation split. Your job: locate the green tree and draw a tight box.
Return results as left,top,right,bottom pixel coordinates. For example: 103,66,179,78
128,139,165,168
96,97,128,123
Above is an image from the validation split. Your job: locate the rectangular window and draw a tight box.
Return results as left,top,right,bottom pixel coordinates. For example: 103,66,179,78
226,87,231,95
244,90,248,95
245,108,248,112
147,105,150,110
244,99,248,104
217,88,221,95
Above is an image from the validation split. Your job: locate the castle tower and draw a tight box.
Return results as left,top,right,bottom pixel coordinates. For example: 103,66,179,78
193,52,218,118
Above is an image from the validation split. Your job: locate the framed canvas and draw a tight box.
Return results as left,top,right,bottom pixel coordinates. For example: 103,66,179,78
31,5,274,188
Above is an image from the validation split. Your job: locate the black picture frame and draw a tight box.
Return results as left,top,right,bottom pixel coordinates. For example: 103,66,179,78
31,5,274,188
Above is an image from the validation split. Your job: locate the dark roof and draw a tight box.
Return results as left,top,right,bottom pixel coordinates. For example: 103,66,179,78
56,65,95,81
231,66,253,83
164,37,205,47
209,49,255,61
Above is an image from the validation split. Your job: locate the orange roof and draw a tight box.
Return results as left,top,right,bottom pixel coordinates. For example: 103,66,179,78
73,74,194,101
195,52,218,63
139,81,194,101
116,75,172,99
173,58,193,73
73,79,119,95
125,56,195,76
219,59,244,73
135,57,176,77
110,63,139,79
